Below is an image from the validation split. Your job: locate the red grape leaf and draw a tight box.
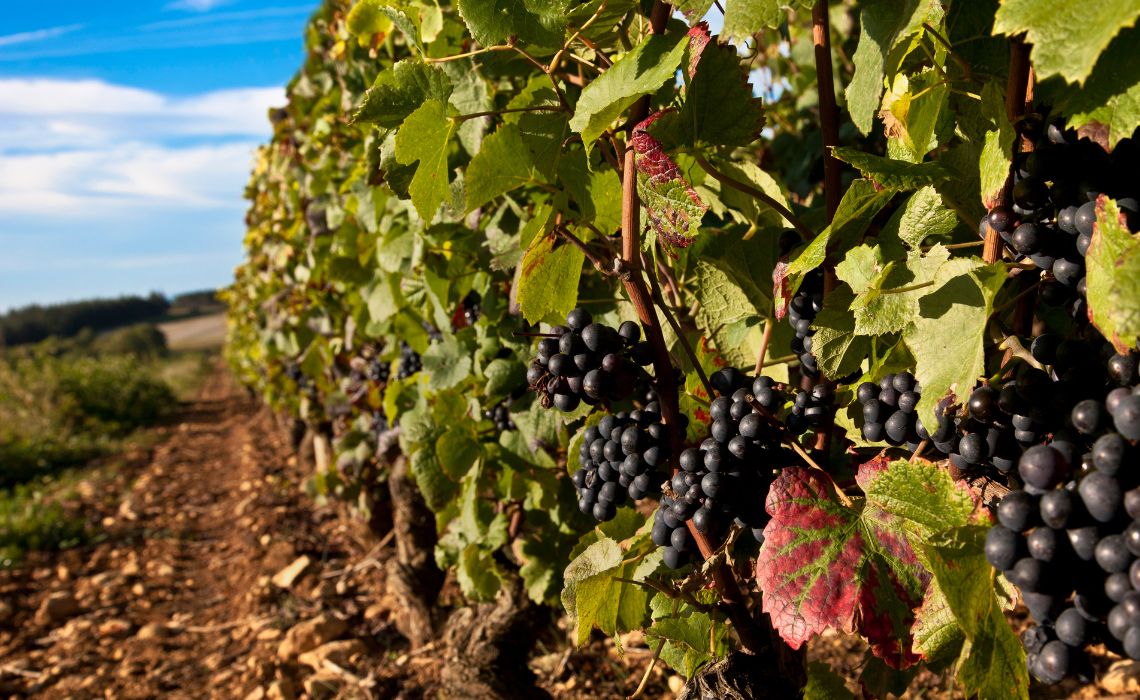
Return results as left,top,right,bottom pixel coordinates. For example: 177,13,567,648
685,22,711,79
631,112,707,252
757,464,930,669
771,258,792,320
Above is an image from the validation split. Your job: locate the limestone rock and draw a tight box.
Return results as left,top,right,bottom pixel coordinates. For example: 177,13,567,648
276,614,347,661
1101,660,1140,695
271,556,312,589
297,639,367,672
36,591,79,625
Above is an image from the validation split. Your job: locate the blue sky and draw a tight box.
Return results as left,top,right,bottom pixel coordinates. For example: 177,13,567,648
0,0,320,310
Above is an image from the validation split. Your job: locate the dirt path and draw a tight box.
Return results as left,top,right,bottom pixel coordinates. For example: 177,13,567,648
0,364,396,699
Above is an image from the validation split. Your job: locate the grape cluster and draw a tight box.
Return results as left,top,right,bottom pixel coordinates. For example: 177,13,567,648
652,369,796,568
572,409,671,522
366,356,390,384
527,308,651,412
856,372,931,448
983,351,1140,683
983,121,1140,316
484,400,516,432
787,270,824,377
397,341,422,379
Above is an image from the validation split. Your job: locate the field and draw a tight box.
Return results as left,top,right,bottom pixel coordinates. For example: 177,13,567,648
158,312,227,352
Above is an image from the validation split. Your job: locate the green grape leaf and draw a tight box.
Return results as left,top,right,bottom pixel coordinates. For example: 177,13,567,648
422,336,474,389
517,230,585,325
1046,25,1140,148
394,99,457,220
776,180,894,318
834,244,885,295
978,81,1014,210
712,160,793,230
435,427,481,479
483,358,527,400
346,0,396,42
849,245,963,336
912,579,966,667
846,0,944,135
505,78,569,180
723,0,812,39
1086,197,1140,353
457,543,505,600
465,123,541,213
830,147,950,190
562,537,659,646
881,68,949,161
354,59,453,128
810,285,872,380
879,186,959,251
455,0,570,47
646,595,729,678
905,263,1007,430
993,0,1140,84
569,32,689,151
804,661,857,700
557,152,623,235
651,25,765,150
672,0,713,19
693,261,763,370
699,228,778,312
919,526,1028,699
409,448,459,510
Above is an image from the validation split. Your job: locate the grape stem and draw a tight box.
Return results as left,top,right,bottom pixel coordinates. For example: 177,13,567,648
553,225,618,276
754,319,774,376
813,0,842,222
620,0,767,658
982,37,1034,265
641,251,715,400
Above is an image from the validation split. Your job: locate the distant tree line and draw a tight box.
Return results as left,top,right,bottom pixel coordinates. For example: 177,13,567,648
0,294,170,347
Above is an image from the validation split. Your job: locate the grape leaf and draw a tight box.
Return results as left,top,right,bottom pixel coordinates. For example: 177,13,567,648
672,0,713,19
455,0,570,47
804,661,856,700
809,285,872,380
977,81,1013,210
647,593,729,678
723,0,813,39
354,59,453,128
422,336,474,390
632,113,708,251
1045,25,1140,148
465,123,541,213
846,0,944,135
830,147,950,190
993,0,1140,84
1086,197,1140,353
457,543,504,600
517,230,585,324
505,78,568,180
920,526,1028,700
710,160,792,231
557,152,623,236
409,448,459,510
775,179,894,318
650,24,765,150
435,426,481,478
346,0,396,43
694,261,763,370
757,460,938,668
394,99,457,220
562,537,659,646
879,186,958,251
905,262,1007,430
569,32,688,151
880,68,949,161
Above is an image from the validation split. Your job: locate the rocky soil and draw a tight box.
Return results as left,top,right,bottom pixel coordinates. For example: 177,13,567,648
2,364,1139,699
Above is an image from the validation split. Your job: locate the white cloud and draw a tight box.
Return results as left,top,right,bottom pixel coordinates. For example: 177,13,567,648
0,78,280,221
0,24,84,48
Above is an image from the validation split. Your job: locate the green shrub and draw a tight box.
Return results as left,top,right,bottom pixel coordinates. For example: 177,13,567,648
91,323,169,360
57,356,176,435
0,482,87,567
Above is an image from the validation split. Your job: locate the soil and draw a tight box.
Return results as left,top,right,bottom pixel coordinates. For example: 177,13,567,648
0,364,1135,699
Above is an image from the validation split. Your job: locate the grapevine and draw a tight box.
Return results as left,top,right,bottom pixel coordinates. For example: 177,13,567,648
225,0,1140,696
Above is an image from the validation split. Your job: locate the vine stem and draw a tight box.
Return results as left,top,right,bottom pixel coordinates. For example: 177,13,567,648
812,0,842,222
619,0,765,658
693,154,815,240
983,37,1034,265
553,225,617,276
754,319,774,375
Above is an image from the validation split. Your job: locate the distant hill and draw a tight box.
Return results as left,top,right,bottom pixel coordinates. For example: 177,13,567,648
0,290,220,348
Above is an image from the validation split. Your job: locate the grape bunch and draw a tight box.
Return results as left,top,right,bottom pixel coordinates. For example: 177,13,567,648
453,290,482,329
983,120,1140,316
366,356,390,384
787,270,824,377
983,351,1140,683
856,372,931,448
652,369,795,568
397,341,422,379
526,308,651,412
484,400,516,432
572,409,671,522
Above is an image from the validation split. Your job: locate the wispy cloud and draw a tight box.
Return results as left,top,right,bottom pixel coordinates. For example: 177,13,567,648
142,5,314,31
0,23,84,48
165,0,233,11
